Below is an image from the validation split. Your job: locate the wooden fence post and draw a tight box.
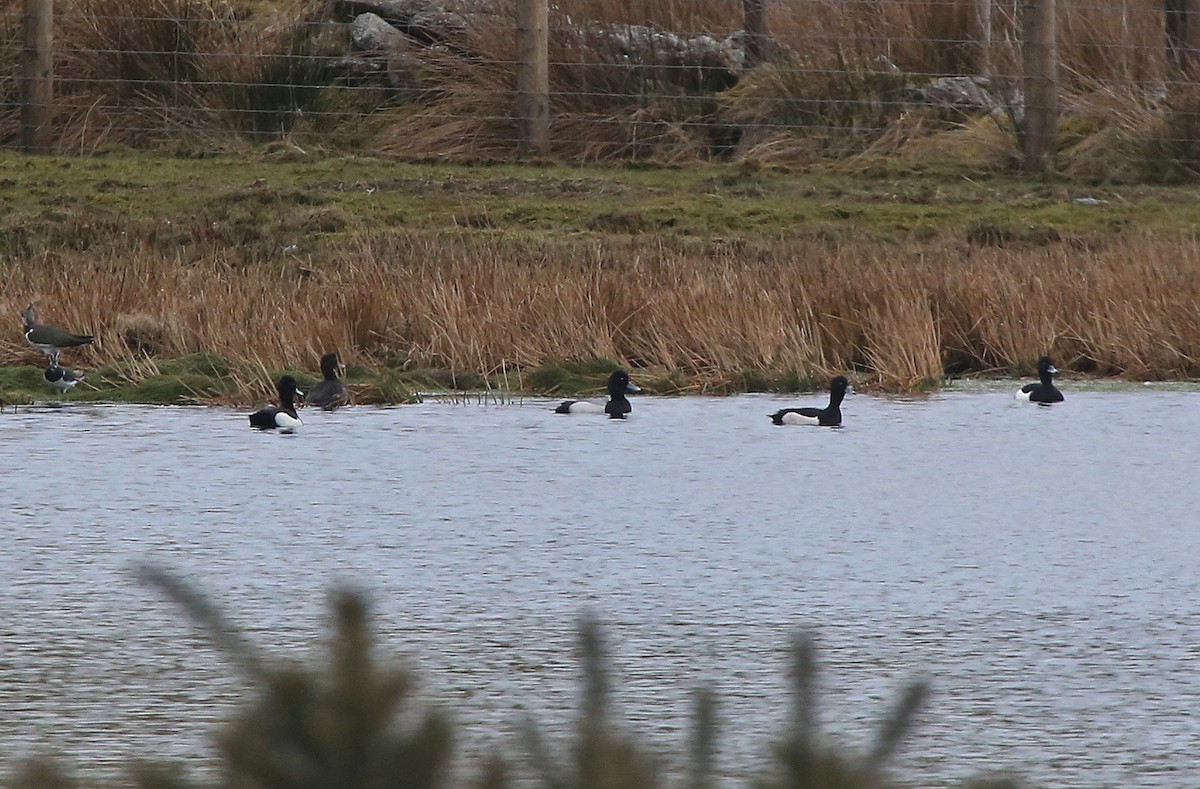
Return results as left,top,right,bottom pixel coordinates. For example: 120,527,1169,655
21,0,54,154
1021,0,1057,173
975,0,992,77
743,0,768,69
1166,0,1190,73
516,0,548,158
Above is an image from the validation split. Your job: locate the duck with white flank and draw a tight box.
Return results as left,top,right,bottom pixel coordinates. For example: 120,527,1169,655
769,375,853,427
554,370,641,419
22,305,94,360
1016,356,1064,404
304,352,350,410
43,362,83,393
249,375,304,432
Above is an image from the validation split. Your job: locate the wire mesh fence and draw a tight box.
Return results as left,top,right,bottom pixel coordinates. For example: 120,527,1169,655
2,0,1199,177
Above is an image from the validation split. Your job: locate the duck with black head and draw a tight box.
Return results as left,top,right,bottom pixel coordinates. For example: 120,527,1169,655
769,375,853,427
305,352,350,410
554,369,641,419
1016,356,1064,404
249,375,304,432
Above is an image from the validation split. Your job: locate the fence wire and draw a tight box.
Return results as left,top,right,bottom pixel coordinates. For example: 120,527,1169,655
2,0,1199,176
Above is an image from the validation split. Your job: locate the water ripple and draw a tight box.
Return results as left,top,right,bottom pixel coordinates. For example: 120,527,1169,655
1,393,1200,786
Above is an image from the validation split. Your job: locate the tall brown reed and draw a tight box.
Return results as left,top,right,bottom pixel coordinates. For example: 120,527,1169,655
8,231,1200,390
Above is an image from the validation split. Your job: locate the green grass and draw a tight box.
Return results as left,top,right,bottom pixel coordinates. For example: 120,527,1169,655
5,151,1200,263
0,364,52,406
0,354,245,406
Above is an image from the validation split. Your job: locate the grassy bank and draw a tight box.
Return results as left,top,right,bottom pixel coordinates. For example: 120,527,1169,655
4,151,1200,404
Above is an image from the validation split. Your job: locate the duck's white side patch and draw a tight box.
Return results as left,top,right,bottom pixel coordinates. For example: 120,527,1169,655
780,412,820,426
567,401,605,414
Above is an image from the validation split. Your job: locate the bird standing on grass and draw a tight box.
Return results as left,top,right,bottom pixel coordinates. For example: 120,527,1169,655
22,305,94,359
554,370,641,419
249,376,304,433
304,352,350,410
1016,356,1064,404
769,375,853,427
43,362,83,393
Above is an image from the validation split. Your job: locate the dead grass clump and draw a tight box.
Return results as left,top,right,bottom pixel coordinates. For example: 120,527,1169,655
896,0,983,76
114,311,170,356
1049,79,1200,183
720,55,911,163
373,4,735,162
1136,81,1200,182
882,115,1015,171
43,0,342,151
362,0,1193,167
367,14,519,160
1056,0,1166,87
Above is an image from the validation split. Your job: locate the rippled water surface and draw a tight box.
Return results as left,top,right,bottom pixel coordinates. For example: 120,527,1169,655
3,387,1200,787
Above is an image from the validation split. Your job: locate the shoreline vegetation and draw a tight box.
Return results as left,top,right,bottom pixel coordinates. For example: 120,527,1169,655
4,151,1200,405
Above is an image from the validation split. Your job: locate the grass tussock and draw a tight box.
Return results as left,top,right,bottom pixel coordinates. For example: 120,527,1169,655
7,567,1025,789
1,0,342,151
7,229,1200,397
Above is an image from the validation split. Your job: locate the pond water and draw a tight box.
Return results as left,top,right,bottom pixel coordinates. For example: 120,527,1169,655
2,385,1200,787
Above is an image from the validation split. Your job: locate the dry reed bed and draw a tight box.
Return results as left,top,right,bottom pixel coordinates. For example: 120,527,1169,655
6,232,1200,391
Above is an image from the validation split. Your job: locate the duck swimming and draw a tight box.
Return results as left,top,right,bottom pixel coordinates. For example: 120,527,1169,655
769,375,852,427
249,375,304,432
1016,356,1064,404
554,370,641,419
305,352,350,410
